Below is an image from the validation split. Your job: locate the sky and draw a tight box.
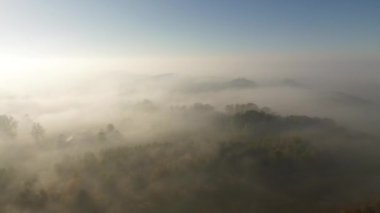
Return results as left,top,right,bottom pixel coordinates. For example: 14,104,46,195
0,0,379,88
1,0,379,56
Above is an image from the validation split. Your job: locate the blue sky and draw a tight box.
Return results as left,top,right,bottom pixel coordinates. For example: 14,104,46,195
1,0,379,58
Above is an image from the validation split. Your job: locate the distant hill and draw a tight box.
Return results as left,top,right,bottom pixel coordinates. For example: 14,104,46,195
148,73,177,80
329,92,375,106
268,79,376,107
183,78,256,93
277,79,307,88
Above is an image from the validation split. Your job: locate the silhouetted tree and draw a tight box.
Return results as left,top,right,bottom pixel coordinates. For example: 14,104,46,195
15,180,48,210
31,122,45,144
73,189,102,213
225,103,259,114
0,115,17,141
191,103,214,112
97,131,106,143
135,99,158,112
106,124,123,142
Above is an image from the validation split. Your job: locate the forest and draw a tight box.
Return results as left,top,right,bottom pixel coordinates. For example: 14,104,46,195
0,102,379,213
